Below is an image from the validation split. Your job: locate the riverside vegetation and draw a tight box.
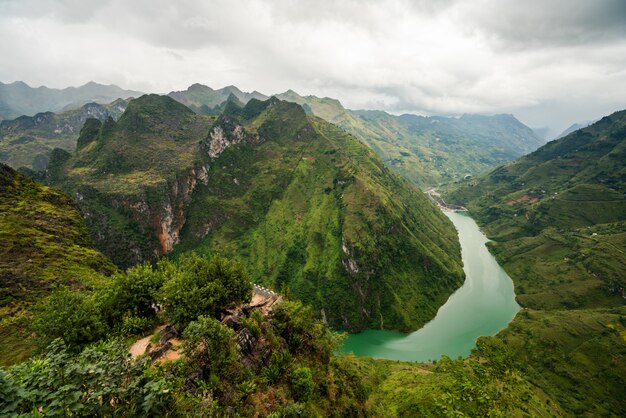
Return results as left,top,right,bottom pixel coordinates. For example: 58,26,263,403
446,110,626,416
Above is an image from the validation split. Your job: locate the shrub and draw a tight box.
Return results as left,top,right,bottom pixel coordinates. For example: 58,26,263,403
33,286,106,349
182,316,238,374
291,367,315,401
160,253,252,329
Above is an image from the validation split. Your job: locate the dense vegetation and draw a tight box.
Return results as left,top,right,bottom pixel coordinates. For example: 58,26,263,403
0,100,127,170
446,109,626,416
0,252,376,417
0,163,116,366
43,94,464,332
170,85,545,188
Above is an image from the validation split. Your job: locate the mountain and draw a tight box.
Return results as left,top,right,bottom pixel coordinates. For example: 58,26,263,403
168,83,268,115
556,119,597,139
276,90,545,187
0,81,141,120
43,94,464,332
168,85,545,188
446,109,626,415
0,163,115,365
0,100,128,170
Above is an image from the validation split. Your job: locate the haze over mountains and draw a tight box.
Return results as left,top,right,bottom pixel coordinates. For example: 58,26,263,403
2,81,549,188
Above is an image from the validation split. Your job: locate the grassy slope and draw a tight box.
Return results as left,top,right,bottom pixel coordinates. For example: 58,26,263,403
444,109,626,416
275,91,545,188
0,164,116,366
178,99,464,332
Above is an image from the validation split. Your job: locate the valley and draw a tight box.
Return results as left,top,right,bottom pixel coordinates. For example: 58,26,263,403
0,84,624,417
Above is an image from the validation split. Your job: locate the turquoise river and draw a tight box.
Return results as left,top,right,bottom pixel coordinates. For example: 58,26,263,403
342,212,520,362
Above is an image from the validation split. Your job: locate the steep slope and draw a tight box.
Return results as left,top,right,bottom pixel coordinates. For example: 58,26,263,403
46,94,216,267
275,90,545,187
47,94,464,332
446,109,626,416
0,100,128,170
0,163,115,365
0,81,141,120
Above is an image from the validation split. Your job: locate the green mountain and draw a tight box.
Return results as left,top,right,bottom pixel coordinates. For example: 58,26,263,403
0,100,128,170
446,109,626,416
168,83,268,115
0,163,116,365
275,90,545,187
0,81,141,120
168,85,545,188
45,94,464,332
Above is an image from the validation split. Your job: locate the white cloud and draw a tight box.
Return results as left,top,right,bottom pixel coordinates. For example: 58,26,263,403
0,0,625,133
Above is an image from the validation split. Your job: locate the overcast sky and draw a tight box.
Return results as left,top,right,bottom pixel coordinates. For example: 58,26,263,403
1,0,625,135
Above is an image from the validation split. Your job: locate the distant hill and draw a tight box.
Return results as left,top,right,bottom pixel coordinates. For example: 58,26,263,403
0,100,128,170
168,83,268,115
43,94,464,332
556,119,597,139
167,85,545,188
0,81,141,120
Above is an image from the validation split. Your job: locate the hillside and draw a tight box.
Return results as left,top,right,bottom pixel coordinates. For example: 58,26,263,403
45,94,464,332
0,163,116,365
168,85,545,188
446,109,626,415
0,100,127,170
0,81,141,120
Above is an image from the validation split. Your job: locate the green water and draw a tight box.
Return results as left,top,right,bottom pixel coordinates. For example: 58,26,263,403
341,212,519,362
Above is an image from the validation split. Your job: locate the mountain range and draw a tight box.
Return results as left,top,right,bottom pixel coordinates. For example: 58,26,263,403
40,93,464,332
0,81,141,121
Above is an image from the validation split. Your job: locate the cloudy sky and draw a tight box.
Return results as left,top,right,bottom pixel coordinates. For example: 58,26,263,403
1,0,625,135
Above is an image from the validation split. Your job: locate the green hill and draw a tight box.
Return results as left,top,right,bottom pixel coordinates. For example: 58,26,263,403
45,94,464,332
168,85,545,188
0,100,127,170
0,163,116,365
446,109,626,416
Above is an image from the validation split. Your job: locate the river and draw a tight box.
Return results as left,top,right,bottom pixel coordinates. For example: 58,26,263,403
341,212,519,362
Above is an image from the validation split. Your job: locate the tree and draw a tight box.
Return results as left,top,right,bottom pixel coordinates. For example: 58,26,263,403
33,286,105,349
160,253,252,329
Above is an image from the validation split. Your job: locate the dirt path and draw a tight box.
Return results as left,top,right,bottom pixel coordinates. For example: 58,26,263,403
129,335,152,358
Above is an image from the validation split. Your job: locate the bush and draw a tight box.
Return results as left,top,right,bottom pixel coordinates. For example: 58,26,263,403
160,253,252,329
0,339,173,417
33,286,106,349
99,261,165,326
182,316,238,374
291,367,315,401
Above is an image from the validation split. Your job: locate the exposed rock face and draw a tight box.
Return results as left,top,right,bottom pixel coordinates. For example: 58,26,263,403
205,115,259,159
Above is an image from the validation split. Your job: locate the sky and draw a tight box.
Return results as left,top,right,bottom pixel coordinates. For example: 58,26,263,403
1,0,625,136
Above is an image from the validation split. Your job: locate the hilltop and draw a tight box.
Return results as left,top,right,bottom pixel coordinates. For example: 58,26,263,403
169,84,545,188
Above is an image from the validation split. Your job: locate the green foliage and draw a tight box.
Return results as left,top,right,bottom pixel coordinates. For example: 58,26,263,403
160,253,252,329
99,261,164,324
291,367,315,401
32,286,106,350
0,163,115,365
182,316,238,373
0,339,172,417
445,110,626,416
